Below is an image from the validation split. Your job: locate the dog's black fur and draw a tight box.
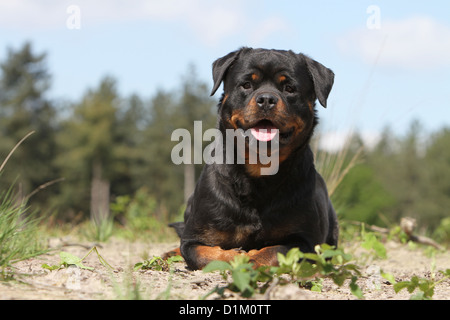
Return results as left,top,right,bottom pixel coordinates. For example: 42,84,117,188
169,48,338,270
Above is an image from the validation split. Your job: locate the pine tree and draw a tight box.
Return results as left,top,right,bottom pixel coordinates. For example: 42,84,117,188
138,65,217,217
423,128,450,228
0,42,57,206
55,76,119,222
174,65,216,203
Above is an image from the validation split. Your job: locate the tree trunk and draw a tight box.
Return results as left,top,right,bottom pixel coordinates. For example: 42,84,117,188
90,159,110,226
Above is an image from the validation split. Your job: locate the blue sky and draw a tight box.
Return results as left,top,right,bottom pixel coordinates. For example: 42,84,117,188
1,1,449,150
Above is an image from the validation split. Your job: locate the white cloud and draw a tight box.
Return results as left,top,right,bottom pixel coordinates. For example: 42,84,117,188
183,3,244,47
0,0,188,27
0,0,246,46
0,0,294,47
248,17,291,46
0,1,64,29
317,130,381,153
337,16,450,70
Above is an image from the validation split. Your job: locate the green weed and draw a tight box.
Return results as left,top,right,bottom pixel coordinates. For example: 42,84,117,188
278,244,364,299
1,131,47,274
202,255,276,298
110,188,177,242
0,189,47,271
433,217,450,244
84,217,114,242
394,269,450,300
203,244,364,299
133,255,184,300
360,224,387,260
134,255,183,272
42,246,113,271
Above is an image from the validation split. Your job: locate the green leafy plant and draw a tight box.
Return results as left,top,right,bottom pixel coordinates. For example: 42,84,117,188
202,255,277,298
361,225,387,259
42,246,113,271
394,269,450,300
134,255,183,272
433,217,450,244
203,244,364,299
277,245,364,298
133,255,184,300
110,188,174,242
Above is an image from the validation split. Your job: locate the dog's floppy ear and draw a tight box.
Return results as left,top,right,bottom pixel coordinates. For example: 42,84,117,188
210,49,242,96
302,54,334,108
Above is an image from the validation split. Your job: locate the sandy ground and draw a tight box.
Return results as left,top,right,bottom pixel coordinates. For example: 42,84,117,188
1,237,448,300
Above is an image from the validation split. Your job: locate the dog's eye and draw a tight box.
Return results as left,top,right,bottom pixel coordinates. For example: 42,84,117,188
284,85,295,93
241,82,252,90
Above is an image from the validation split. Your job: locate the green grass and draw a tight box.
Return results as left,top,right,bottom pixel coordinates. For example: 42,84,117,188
0,187,47,271
0,131,47,274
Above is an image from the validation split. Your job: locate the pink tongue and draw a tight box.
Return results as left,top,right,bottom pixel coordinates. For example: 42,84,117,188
250,123,278,141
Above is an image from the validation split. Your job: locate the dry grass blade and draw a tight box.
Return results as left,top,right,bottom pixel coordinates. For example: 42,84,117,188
0,131,35,174
313,132,363,197
326,147,362,197
25,177,66,201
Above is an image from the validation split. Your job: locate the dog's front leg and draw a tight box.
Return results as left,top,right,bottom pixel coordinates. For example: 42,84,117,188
181,243,245,270
247,245,286,267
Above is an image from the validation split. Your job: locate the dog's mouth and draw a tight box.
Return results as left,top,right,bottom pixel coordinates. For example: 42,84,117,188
248,119,295,144
250,120,277,142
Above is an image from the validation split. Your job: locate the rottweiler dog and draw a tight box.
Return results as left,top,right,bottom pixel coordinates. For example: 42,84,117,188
168,47,338,270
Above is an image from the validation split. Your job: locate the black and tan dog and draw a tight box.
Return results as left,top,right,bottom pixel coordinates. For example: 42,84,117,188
168,48,338,270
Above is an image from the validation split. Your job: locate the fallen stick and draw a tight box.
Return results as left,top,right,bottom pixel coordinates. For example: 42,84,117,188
347,221,390,234
348,218,444,251
400,217,444,251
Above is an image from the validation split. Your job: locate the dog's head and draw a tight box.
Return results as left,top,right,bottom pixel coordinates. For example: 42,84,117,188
211,48,334,175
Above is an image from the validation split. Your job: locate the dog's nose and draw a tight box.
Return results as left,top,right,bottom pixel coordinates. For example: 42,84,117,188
256,93,278,110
